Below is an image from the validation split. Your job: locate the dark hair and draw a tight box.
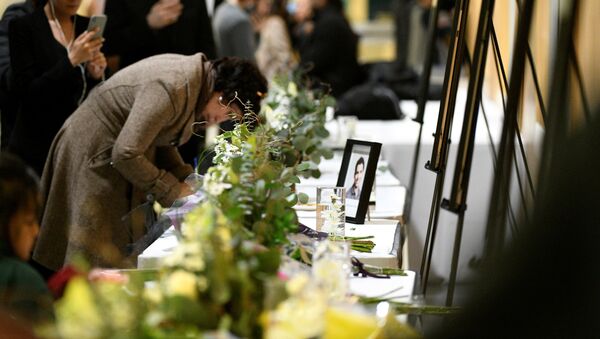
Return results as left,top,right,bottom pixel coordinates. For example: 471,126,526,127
32,0,47,9
212,57,268,116
325,0,344,12
354,156,365,173
0,153,40,255
270,0,289,20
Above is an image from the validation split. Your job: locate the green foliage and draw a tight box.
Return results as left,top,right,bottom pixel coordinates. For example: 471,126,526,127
204,75,335,247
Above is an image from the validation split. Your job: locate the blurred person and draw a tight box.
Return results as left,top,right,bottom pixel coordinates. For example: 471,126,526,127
212,0,256,60
0,0,33,150
33,53,267,271
289,0,312,50
254,0,296,81
298,0,363,98
0,152,54,324
103,0,217,168
7,0,106,175
103,0,216,71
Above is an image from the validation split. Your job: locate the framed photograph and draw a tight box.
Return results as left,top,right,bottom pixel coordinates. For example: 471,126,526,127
337,139,381,224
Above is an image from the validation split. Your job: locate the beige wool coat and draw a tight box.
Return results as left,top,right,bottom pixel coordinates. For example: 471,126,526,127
34,53,214,270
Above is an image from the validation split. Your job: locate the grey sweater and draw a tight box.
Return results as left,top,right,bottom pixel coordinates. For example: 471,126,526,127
212,2,255,60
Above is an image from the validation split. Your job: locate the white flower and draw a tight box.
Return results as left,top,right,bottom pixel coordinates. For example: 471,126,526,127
164,270,199,300
203,169,232,196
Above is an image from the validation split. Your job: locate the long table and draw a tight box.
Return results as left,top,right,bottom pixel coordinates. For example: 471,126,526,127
137,153,415,302
139,153,409,270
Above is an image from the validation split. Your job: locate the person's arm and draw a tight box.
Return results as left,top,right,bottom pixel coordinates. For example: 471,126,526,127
9,17,83,102
110,81,188,206
155,146,194,181
0,2,31,73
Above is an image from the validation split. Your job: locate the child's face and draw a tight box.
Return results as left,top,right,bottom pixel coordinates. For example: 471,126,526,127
9,202,40,261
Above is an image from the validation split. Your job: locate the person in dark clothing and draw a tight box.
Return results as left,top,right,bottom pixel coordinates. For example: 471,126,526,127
8,0,106,175
103,0,217,167
431,114,600,339
299,0,363,98
0,0,34,150
103,0,217,70
0,152,54,324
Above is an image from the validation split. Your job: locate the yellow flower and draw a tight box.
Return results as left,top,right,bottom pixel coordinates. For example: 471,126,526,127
287,82,298,97
286,273,309,296
264,289,326,339
164,270,199,300
55,277,103,338
324,307,378,339
143,281,163,305
197,276,209,292
215,226,232,251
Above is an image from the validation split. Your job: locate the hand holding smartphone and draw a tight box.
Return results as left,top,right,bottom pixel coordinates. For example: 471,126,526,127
87,14,107,40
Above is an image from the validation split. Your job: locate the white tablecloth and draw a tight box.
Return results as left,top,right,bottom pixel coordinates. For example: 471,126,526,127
350,271,415,303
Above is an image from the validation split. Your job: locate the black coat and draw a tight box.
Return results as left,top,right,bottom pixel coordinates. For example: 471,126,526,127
8,8,99,175
103,0,216,70
0,0,33,149
299,5,364,98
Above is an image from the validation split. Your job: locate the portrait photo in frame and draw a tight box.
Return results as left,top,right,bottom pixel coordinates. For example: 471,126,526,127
336,139,381,224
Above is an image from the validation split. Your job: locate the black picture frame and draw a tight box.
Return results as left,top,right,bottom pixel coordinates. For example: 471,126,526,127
336,139,381,224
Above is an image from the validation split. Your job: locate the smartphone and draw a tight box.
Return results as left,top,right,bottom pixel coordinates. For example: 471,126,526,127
87,14,107,40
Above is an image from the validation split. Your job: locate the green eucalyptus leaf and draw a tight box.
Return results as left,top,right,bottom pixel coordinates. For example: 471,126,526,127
310,151,322,164
322,148,334,159
292,136,309,151
315,126,330,138
296,162,311,171
297,192,309,204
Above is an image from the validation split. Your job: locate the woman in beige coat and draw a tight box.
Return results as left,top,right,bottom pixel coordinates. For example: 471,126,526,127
254,0,297,81
33,53,267,271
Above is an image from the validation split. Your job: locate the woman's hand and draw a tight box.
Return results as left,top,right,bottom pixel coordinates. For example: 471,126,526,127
86,51,107,80
177,182,194,199
68,30,104,66
146,0,183,29
251,13,266,33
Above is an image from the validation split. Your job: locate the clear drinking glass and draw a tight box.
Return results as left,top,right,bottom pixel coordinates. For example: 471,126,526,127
312,240,351,301
315,186,346,236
